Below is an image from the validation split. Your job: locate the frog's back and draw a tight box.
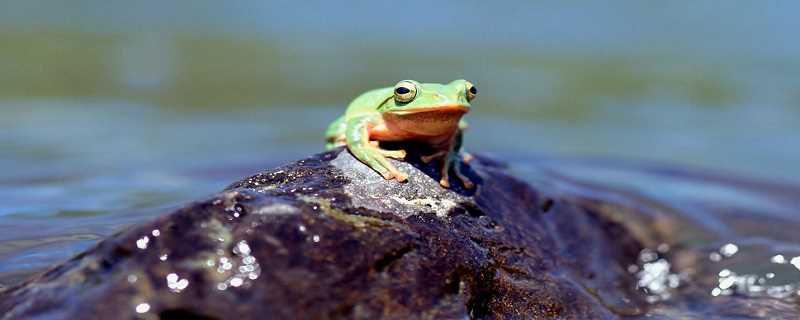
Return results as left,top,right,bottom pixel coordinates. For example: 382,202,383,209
325,86,391,148
344,87,392,117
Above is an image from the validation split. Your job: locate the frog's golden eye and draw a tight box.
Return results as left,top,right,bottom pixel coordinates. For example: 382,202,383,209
465,81,477,101
393,80,417,103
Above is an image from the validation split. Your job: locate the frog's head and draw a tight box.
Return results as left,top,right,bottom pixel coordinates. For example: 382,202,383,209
379,79,477,137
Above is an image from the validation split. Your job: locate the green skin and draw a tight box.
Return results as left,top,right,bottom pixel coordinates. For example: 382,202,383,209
325,79,476,188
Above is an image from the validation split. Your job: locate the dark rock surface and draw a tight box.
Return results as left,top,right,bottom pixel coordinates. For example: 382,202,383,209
2,148,798,319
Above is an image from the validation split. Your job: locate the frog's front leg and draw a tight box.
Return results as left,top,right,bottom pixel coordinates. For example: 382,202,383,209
439,129,474,189
346,115,408,182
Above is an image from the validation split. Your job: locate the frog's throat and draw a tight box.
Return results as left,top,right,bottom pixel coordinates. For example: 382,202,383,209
385,104,469,116
379,104,467,139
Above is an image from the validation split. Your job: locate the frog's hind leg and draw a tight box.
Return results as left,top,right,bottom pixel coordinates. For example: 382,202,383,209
325,115,348,150
326,138,346,150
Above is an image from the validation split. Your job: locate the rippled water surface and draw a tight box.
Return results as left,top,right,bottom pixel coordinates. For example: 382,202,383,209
1,1,800,315
513,156,800,314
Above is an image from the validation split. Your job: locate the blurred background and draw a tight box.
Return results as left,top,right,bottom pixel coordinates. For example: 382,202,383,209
0,1,798,285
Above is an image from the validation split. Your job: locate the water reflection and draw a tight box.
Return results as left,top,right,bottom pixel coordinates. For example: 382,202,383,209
136,236,149,250
135,302,150,314
708,242,800,299
216,240,261,291
630,246,683,303
166,272,190,293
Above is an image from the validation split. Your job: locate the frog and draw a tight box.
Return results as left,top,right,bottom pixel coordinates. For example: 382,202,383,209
325,79,477,188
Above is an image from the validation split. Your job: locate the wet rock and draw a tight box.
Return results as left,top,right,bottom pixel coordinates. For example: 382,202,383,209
2,148,795,319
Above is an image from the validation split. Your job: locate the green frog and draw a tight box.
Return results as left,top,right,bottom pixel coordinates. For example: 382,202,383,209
325,79,476,188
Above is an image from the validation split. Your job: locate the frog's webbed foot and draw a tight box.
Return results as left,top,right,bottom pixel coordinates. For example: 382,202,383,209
369,141,406,159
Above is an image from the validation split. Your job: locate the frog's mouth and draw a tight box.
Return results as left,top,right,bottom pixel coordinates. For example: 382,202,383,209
386,105,469,116
382,105,468,138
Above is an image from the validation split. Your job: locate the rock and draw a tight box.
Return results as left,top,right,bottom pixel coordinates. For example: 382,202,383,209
0,148,642,319
2,148,797,319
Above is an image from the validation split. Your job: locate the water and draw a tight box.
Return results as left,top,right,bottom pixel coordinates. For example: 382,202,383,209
504,155,800,317
1,1,800,315
0,102,327,285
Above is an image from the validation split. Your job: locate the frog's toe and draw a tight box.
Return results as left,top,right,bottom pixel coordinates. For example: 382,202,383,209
378,170,394,180
462,152,475,163
372,155,407,182
382,169,408,182
394,171,409,182
439,177,451,188
380,149,406,160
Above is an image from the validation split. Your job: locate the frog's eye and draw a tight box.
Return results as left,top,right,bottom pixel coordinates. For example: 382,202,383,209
393,80,417,103
465,81,477,101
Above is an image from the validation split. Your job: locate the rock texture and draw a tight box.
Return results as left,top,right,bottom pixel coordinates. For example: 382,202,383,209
7,147,795,319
